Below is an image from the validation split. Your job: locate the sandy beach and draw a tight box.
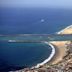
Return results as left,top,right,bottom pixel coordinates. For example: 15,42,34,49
34,41,70,68
57,25,72,34
47,41,69,65
49,25,72,64
10,25,72,72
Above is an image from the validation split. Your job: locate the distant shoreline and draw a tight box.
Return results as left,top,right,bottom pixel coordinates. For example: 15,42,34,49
56,25,72,34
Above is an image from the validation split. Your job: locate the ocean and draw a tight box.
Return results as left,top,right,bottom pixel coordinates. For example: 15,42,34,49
0,42,52,71
0,8,72,34
0,7,72,71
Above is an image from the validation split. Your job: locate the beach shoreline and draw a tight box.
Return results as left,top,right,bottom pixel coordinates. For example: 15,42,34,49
33,25,72,69
31,41,55,69
27,40,71,72
47,41,68,65
10,25,72,72
56,25,72,34
30,25,72,69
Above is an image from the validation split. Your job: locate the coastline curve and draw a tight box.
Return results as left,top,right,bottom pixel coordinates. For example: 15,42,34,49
56,25,72,34
32,41,55,69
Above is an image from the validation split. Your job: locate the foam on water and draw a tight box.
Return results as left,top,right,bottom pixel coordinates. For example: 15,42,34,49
56,25,72,34
32,41,55,68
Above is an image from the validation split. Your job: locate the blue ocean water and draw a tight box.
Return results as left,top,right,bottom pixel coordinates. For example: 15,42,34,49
0,8,72,71
0,42,52,71
0,8,72,34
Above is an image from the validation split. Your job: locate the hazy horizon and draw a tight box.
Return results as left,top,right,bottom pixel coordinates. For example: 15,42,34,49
0,0,72,9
